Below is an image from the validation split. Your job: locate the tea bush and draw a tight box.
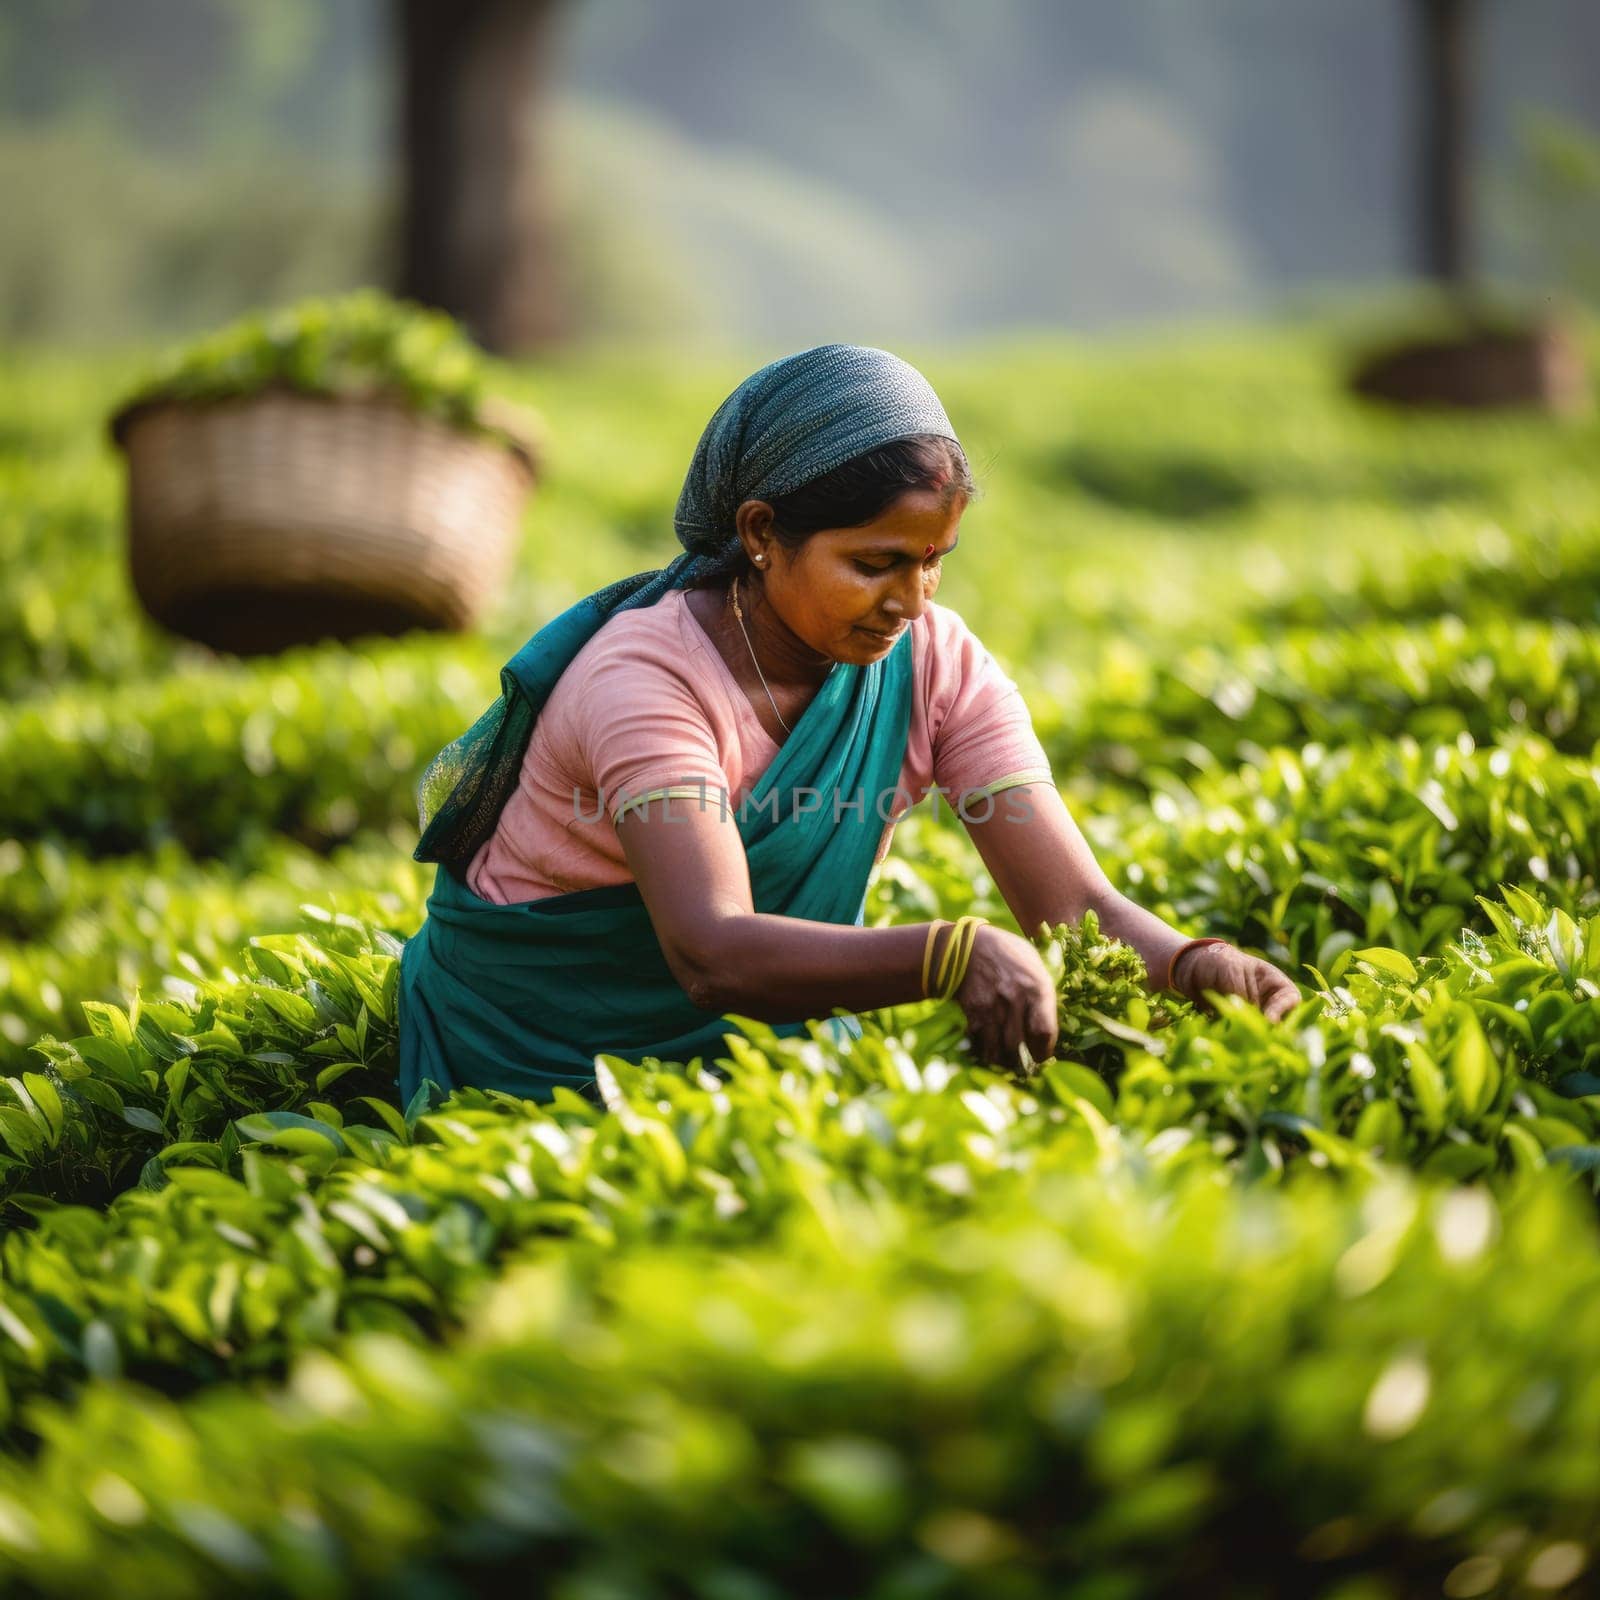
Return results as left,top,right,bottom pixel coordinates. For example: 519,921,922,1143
0,833,427,1070
0,1170,1596,1598
2,323,1598,1594
110,290,543,459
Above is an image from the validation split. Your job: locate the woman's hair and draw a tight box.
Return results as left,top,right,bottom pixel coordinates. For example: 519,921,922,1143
737,434,978,573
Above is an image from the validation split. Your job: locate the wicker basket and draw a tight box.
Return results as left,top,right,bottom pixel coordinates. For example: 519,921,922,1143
1349,318,1591,415
110,385,539,654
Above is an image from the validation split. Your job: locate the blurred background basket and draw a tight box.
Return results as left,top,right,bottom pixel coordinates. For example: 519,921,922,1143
110,384,539,655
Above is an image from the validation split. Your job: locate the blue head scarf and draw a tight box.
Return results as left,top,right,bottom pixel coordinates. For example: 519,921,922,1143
673,342,961,558
413,343,962,867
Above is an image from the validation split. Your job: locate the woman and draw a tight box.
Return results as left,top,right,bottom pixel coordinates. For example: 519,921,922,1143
399,344,1298,1107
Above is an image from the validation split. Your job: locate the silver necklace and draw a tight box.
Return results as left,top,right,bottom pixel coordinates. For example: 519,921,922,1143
729,575,791,735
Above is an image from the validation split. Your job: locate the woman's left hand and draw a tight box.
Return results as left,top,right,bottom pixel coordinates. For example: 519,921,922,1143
1173,941,1301,1023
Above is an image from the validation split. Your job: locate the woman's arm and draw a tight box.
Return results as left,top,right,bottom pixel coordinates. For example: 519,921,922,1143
959,781,1192,980
614,797,1058,1067
962,780,1300,1020
616,795,944,1018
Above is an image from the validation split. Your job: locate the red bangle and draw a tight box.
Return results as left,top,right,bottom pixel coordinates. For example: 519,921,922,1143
1166,936,1229,994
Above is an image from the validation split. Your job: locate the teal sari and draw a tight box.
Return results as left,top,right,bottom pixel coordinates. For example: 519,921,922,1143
397,607,913,1105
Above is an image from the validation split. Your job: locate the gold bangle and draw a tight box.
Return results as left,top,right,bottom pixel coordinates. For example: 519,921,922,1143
933,915,972,996
921,921,950,999
950,917,984,993
937,916,985,1001
943,921,980,1000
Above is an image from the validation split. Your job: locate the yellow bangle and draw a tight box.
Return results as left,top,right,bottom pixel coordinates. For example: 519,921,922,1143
920,921,950,998
943,920,980,1000
935,916,985,1001
933,915,970,996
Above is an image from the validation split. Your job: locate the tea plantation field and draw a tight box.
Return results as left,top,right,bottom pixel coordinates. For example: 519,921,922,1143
0,325,1598,1597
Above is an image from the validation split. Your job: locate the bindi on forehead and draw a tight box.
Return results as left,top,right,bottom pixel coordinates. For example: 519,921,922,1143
851,531,961,560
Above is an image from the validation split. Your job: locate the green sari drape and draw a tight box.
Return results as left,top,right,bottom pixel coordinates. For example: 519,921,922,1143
397,620,913,1105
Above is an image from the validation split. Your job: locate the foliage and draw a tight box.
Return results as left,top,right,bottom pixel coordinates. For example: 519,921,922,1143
0,328,1598,1592
7,922,398,1213
0,832,427,1070
0,636,493,855
109,289,543,460
0,1170,1595,1598
0,888,1592,1435
1034,613,1600,789
1080,730,1599,971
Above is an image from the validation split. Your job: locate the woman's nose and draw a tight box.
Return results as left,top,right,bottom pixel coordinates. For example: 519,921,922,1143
883,568,927,620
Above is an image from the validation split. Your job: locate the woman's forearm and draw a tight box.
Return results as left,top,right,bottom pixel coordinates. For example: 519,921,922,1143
687,893,1194,1022
964,784,1190,994
692,914,948,1020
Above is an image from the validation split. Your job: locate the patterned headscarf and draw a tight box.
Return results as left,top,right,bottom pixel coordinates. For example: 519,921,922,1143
672,342,962,563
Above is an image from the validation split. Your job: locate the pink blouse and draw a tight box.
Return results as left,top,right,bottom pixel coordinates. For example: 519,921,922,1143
466,588,1052,904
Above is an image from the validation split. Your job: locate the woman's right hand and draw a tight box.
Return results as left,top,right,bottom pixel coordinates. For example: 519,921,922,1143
950,925,1059,1073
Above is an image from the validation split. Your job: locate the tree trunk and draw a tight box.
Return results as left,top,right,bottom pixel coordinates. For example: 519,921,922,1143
396,0,569,353
1415,0,1472,285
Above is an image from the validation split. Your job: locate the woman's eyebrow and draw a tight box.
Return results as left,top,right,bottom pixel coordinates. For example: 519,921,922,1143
854,534,960,558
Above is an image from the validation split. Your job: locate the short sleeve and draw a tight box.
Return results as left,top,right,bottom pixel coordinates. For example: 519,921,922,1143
568,635,730,824
925,606,1053,804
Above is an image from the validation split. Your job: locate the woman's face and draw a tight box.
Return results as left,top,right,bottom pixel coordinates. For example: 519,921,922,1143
740,485,966,668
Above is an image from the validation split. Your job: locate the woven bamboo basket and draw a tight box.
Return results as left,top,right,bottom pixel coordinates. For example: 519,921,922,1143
1349,317,1590,415
110,385,539,654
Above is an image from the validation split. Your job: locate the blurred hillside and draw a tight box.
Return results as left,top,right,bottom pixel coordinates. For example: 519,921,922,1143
2,0,1597,349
